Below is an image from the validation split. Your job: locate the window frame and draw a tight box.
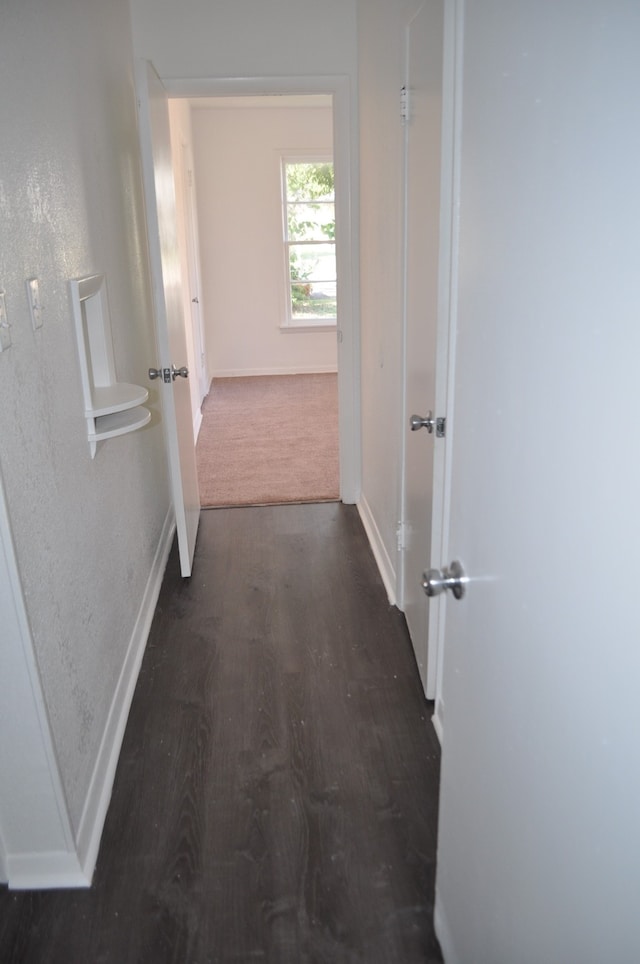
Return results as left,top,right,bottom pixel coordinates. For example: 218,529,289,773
280,153,338,332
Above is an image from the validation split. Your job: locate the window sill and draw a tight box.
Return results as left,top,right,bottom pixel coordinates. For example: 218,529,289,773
280,322,337,334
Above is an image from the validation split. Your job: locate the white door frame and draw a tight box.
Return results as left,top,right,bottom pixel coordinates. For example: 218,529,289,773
428,0,464,739
166,74,361,505
398,0,445,699
398,1,458,733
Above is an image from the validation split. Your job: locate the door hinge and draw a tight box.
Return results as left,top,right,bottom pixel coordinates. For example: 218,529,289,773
400,85,410,123
396,521,407,552
436,417,446,438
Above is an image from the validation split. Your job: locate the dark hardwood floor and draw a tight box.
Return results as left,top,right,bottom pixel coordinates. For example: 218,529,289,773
0,503,443,964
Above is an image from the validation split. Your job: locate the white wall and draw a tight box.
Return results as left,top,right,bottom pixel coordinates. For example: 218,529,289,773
130,0,357,80
0,471,83,886
192,102,338,377
357,0,421,592
0,0,172,882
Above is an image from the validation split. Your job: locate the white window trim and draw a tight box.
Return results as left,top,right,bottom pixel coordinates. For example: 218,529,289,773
280,152,338,332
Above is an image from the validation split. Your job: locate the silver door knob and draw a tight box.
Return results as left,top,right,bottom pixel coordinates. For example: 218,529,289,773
171,365,189,380
422,560,467,600
148,367,161,380
410,412,434,433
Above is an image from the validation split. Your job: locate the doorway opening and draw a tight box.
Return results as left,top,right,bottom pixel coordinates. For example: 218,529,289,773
164,77,360,509
169,93,338,507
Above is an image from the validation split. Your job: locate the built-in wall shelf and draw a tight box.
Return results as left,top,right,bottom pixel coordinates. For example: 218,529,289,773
88,405,151,445
69,274,150,458
88,382,149,417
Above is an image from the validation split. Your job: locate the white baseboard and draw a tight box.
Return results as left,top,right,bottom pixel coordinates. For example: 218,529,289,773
0,838,7,884
210,366,338,378
74,506,176,885
432,696,444,744
357,496,397,606
432,704,444,745
7,850,89,890
193,406,203,442
434,891,458,964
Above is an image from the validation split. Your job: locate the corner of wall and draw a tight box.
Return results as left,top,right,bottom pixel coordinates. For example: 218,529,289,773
1,498,175,890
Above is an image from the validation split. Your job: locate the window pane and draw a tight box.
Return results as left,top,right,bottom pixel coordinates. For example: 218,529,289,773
287,202,335,242
288,243,336,284
291,281,337,319
285,162,334,203
282,159,337,327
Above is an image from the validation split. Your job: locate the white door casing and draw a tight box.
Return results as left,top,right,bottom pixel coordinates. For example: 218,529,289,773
435,1,640,961
401,0,446,701
136,61,201,577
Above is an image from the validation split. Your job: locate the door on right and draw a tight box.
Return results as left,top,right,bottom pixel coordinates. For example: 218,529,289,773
435,2,640,962
402,0,445,701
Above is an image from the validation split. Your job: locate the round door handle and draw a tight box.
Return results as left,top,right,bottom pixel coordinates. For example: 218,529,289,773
422,560,468,600
171,365,189,380
148,367,161,380
410,412,434,433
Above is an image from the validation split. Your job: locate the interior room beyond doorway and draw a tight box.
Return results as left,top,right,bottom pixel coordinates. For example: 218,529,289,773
169,93,341,507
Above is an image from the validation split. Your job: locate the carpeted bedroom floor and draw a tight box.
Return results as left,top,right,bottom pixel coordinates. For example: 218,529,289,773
196,373,340,507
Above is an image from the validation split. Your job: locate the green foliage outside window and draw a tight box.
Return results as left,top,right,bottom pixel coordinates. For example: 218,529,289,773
284,161,337,319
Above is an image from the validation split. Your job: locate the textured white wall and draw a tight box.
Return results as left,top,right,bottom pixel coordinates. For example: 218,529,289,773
357,0,421,584
0,0,171,830
130,0,357,80
0,475,75,872
192,103,338,377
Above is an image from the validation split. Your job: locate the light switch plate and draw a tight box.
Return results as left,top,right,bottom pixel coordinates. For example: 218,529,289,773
26,278,43,330
0,291,11,351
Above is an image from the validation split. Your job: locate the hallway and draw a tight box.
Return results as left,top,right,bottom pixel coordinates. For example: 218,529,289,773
0,504,442,963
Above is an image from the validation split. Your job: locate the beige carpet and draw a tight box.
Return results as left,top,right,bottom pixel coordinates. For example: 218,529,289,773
196,373,340,507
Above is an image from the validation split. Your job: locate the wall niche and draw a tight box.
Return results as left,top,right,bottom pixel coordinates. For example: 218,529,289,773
69,274,150,458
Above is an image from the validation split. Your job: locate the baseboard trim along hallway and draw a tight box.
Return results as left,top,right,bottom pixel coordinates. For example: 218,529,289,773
75,506,176,886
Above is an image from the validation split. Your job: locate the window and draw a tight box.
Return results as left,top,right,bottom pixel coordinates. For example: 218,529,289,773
281,158,337,329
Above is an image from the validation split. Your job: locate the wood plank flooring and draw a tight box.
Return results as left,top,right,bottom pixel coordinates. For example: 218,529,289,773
0,503,442,964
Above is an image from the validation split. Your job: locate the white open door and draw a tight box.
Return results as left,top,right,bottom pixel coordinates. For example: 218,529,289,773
401,0,445,700
136,61,200,576
435,1,640,961
180,141,209,407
